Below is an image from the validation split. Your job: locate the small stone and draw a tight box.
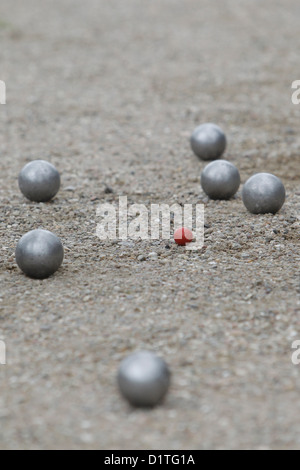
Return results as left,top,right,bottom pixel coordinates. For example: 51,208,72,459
104,185,114,194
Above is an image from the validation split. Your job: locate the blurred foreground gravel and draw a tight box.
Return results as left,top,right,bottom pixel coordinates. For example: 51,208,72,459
0,0,299,450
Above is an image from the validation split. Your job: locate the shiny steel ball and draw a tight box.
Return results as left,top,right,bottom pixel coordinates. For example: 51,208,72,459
19,160,61,202
191,123,227,161
201,160,240,200
242,173,286,214
118,351,171,408
16,229,64,279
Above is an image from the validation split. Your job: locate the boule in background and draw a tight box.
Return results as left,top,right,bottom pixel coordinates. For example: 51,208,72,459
191,123,227,161
18,160,61,202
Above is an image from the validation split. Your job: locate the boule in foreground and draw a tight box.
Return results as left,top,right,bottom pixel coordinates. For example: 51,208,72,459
16,229,64,279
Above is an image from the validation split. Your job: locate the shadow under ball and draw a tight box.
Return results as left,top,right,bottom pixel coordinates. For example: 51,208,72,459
242,173,286,214
118,351,171,408
16,229,64,279
191,123,227,161
19,160,61,202
201,160,240,200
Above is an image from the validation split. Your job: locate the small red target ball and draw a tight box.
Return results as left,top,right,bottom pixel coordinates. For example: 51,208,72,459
174,228,193,246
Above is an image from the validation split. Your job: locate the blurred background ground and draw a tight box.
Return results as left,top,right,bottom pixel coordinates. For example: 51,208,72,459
0,0,299,450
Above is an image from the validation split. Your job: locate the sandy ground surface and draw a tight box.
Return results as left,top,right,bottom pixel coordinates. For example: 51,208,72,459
0,0,300,450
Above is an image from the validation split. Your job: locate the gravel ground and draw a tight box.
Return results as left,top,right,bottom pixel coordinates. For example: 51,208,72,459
0,0,300,450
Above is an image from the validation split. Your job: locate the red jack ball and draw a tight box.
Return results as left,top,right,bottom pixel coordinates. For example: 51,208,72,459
174,228,193,246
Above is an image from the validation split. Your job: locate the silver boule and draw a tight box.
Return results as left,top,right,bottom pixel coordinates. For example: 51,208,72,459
16,229,64,279
19,160,60,202
118,351,171,408
201,160,240,200
191,123,227,161
242,173,286,214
